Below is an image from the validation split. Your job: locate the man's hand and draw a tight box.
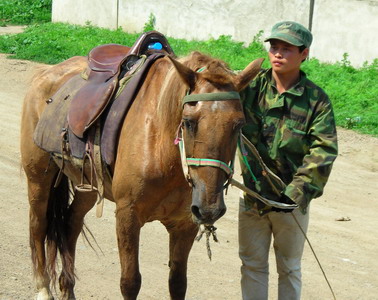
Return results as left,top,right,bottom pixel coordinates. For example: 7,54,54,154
271,194,296,213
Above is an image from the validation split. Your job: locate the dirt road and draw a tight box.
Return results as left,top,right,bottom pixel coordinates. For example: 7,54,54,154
0,50,377,299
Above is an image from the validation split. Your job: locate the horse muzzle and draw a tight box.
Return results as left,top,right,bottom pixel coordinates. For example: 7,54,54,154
190,184,227,225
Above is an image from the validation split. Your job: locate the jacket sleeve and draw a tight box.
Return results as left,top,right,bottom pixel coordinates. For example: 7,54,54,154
283,97,338,210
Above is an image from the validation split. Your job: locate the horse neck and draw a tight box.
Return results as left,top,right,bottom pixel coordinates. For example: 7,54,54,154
155,63,186,143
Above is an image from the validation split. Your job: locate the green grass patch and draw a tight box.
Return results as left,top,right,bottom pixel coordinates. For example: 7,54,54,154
0,22,376,136
0,0,52,25
0,22,269,66
302,57,378,136
0,23,142,63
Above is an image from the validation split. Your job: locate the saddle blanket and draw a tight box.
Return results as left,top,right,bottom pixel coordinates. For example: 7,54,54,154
33,52,165,166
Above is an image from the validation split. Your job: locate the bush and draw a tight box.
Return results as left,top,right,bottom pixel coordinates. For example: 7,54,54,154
302,57,378,135
0,0,52,25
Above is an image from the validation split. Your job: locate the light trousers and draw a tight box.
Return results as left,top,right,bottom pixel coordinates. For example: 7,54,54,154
238,198,309,300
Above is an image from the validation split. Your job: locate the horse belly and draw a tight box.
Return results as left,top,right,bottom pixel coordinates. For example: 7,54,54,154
52,156,115,202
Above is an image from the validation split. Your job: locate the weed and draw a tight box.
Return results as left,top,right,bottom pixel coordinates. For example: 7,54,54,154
143,13,156,32
0,0,52,25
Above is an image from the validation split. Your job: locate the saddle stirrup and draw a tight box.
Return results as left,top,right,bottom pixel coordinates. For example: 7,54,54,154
75,150,98,193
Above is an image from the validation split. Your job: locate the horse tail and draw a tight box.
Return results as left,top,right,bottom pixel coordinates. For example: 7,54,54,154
45,173,75,287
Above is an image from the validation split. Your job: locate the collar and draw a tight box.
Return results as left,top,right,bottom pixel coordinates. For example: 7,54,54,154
267,69,307,97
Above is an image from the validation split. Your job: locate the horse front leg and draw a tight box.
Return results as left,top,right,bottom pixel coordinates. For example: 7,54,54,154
59,190,97,300
116,204,142,300
165,221,198,300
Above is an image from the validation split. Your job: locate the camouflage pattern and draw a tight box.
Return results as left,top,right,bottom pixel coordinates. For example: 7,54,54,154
239,68,338,215
264,21,313,48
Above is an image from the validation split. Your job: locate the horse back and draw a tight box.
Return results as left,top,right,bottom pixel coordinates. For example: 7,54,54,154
20,56,87,184
22,56,87,120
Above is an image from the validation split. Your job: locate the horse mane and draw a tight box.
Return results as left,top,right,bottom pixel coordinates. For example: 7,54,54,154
157,51,236,136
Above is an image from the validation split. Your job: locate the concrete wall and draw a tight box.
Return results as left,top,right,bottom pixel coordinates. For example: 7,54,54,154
311,0,378,66
117,0,309,45
52,0,118,29
52,0,377,67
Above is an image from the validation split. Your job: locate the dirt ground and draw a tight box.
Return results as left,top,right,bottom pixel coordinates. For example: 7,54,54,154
0,26,377,300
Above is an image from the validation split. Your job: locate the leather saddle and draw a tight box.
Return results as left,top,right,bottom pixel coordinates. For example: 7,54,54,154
34,31,173,205
68,30,174,138
34,31,174,168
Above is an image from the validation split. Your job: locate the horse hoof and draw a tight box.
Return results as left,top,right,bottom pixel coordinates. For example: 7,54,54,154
35,288,54,300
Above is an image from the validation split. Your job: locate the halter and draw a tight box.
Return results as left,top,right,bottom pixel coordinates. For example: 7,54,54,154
175,90,241,186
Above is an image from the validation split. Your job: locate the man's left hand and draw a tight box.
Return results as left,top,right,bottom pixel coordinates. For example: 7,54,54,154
271,194,296,213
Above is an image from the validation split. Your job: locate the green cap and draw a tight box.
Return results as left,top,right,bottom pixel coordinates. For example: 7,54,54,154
264,21,313,48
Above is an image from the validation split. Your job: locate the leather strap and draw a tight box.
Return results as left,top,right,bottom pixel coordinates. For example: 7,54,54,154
94,123,105,217
182,91,240,105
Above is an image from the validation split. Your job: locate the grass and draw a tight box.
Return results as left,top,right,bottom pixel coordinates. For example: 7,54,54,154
302,57,378,135
0,22,376,136
0,0,52,25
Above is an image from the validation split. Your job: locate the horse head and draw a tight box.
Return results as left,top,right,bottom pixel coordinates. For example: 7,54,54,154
167,52,264,225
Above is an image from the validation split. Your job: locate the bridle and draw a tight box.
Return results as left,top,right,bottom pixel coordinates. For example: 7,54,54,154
174,91,241,187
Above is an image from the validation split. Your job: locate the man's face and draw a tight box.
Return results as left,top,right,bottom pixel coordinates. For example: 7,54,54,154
268,39,308,75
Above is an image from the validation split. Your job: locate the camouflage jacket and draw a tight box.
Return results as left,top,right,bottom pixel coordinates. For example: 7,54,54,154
239,68,338,215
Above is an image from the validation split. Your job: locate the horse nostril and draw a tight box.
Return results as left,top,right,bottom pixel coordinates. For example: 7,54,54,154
191,204,227,223
191,205,202,221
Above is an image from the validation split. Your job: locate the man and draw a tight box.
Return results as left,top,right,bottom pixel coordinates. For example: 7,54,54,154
238,21,338,300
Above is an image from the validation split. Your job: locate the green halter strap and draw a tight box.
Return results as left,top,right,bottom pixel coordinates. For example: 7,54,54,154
182,91,240,105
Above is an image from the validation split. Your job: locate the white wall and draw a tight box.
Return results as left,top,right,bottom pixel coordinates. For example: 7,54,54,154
52,0,118,29
118,0,309,45
52,0,377,67
311,0,378,65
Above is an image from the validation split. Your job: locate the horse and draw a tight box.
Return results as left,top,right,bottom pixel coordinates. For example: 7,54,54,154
20,49,263,300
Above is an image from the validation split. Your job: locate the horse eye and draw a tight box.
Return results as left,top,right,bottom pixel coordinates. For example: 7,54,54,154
183,119,196,131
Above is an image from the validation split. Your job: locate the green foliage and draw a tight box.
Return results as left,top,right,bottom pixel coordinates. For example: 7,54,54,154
168,33,268,70
0,22,376,136
0,23,139,64
0,0,52,25
301,57,378,136
143,13,156,32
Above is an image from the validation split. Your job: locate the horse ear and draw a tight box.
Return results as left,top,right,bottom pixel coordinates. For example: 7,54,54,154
234,58,264,92
167,55,196,90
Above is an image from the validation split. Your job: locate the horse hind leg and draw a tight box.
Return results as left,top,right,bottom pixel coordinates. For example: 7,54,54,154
164,221,198,300
26,164,90,300
58,189,97,299
26,162,59,300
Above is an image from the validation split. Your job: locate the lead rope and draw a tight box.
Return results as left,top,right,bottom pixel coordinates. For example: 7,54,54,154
291,213,337,300
195,225,218,261
237,133,337,300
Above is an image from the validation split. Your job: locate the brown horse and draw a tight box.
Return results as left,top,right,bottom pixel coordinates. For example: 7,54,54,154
20,50,263,300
